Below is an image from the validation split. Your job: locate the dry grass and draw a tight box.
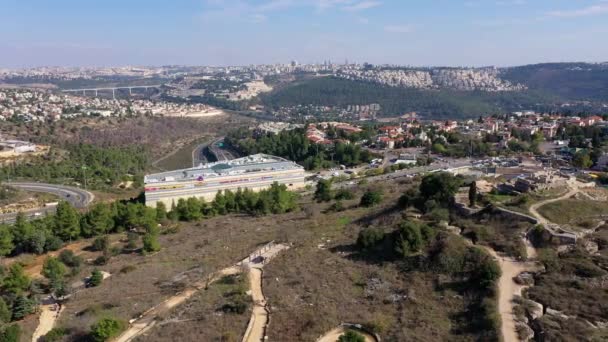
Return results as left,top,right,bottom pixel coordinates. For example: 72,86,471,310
19,179,494,341
537,199,608,226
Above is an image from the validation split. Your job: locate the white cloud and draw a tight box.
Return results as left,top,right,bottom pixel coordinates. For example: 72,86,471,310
384,25,414,33
343,1,382,12
547,4,608,18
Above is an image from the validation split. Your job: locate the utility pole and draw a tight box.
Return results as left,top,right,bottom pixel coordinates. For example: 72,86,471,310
82,165,88,190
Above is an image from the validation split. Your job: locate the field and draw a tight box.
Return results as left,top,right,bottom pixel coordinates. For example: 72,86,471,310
537,199,608,226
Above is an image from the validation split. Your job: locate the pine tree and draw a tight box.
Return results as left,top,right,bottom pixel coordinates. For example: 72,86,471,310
53,201,80,241
469,181,478,207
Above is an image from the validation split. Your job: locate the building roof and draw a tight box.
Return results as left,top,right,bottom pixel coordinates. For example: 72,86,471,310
145,154,303,183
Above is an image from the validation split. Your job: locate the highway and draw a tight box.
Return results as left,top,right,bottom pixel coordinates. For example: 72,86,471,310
208,137,236,162
0,206,57,224
0,182,95,224
7,182,95,209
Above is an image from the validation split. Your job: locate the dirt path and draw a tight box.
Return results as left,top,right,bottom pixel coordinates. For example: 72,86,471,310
317,326,377,342
483,248,538,342
529,184,579,226
31,299,63,342
114,242,288,342
241,243,290,342
487,183,582,341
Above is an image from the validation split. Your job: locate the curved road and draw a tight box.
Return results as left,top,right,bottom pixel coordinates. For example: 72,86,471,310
0,182,94,224
7,182,94,208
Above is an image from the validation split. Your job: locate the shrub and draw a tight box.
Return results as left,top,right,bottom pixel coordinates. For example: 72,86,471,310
91,236,109,252
360,190,383,207
58,250,83,268
44,236,64,252
338,330,365,342
90,317,126,342
94,255,109,266
334,189,355,200
142,233,160,253
357,228,384,252
327,201,345,213
0,297,11,323
0,324,20,342
89,269,103,287
119,265,136,274
42,327,67,342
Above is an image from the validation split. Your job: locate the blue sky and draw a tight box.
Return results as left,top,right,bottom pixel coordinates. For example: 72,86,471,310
1,0,607,68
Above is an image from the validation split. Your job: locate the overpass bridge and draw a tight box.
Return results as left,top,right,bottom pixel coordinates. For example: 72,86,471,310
62,85,162,99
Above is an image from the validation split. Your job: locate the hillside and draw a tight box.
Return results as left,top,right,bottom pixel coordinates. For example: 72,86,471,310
259,76,559,119
501,63,608,102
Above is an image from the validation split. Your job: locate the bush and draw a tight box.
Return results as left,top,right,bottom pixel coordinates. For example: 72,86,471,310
426,208,449,222
334,189,355,200
360,190,383,207
357,228,385,252
142,233,160,253
90,317,126,341
58,250,83,268
42,327,67,342
91,236,109,252
0,324,20,342
89,269,103,287
94,255,109,265
327,201,345,213
0,297,11,323
44,236,64,252
221,293,251,314
338,330,365,342
119,265,136,274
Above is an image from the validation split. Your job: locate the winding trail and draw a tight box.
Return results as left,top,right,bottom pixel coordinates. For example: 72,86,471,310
114,242,288,342
31,299,63,342
491,181,583,341
241,243,290,342
529,183,579,226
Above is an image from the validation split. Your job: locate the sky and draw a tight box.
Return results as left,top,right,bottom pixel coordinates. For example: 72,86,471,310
1,0,608,68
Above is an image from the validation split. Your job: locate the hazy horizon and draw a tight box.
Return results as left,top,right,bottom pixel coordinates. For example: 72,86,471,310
2,0,608,68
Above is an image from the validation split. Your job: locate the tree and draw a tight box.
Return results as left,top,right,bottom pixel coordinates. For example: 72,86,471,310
572,150,593,169
42,257,67,292
0,324,20,342
314,179,333,202
59,249,83,268
90,317,126,342
0,297,11,323
91,236,110,253
11,295,34,320
0,224,14,257
155,202,167,221
396,222,423,256
2,264,31,294
81,203,114,237
419,172,462,208
357,228,384,252
360,190,383,207
12,213,33,250
53,201,80,241
89,269,103,287
142,233,160,254
468,181,477,207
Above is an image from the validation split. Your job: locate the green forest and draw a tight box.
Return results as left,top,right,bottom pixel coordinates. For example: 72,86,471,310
0,144,148,189
259,76,559,119
225,127,374,170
